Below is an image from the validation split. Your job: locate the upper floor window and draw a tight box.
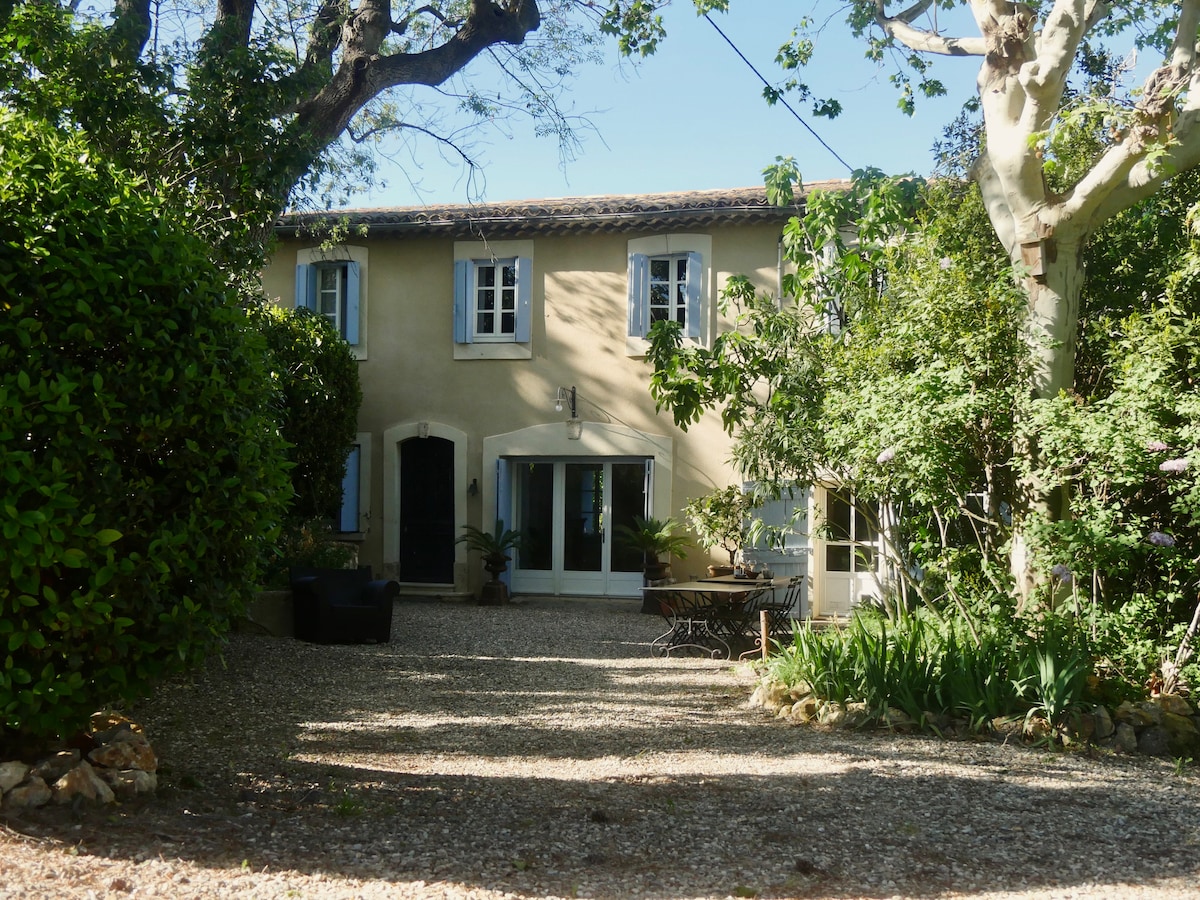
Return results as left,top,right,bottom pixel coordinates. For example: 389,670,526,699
629,251,701,339
453,240,534,359
295,249,365,355
626,235,709,356
467,258,522,341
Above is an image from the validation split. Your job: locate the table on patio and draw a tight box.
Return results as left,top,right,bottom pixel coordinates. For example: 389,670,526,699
643,579,787,659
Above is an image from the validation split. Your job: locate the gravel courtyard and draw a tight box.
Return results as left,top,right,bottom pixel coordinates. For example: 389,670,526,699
2,597,1199,899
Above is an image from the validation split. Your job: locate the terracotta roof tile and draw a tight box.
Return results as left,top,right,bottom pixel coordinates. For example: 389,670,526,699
276,182,849,240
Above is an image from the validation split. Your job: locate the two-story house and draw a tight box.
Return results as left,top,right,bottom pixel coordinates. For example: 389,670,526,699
263,184,874,615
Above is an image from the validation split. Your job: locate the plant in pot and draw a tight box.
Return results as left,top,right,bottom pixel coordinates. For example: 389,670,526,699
456,520,524,606
683,485,752,577
616,516,691,585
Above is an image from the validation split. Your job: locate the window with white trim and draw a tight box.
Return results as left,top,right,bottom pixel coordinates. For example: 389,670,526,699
470,258,521,341
297,261,360,343
824,489,880,574
295,247,367,358
629,252,701,339
626,234,710,355
453,240,533,358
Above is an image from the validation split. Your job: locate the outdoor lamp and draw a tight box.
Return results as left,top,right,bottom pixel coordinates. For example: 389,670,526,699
554,386,583,440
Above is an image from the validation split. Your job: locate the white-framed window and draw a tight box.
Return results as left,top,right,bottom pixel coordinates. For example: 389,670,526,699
626,234,710,355
295,246,367,359
468,258,521,341
453,240,534,359
630,252,701,338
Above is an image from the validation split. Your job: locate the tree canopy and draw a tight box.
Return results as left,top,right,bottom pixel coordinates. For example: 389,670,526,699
616,0,1200,598
0,1,618,263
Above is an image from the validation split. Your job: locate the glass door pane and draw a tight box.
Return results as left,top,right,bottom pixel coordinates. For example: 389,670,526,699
564,463,603,572
610,463,647,573
518,462,554,570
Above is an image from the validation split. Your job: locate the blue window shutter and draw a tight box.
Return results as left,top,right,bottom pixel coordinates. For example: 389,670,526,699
344,261,361,345
684,251,702,339
514,257,532,343
295,264,317,311
628,253,649,337
453,259,472,343
339,444,361,532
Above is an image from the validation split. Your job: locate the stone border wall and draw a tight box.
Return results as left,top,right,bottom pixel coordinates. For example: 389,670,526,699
750,678,1200,758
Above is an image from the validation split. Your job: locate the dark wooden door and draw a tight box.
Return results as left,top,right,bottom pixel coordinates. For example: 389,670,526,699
399,437,454,583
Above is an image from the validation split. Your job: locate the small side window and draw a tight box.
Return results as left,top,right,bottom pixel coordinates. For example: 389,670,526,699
296,260,361,346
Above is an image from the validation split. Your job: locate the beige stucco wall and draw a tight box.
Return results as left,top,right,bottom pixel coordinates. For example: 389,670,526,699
262,219,788,596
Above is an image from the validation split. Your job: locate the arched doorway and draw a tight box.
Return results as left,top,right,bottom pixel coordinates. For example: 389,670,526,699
399,436,455,583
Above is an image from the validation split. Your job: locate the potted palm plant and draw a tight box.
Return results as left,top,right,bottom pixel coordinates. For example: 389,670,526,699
456,520,524,605
683,485,752,576
616,515,691,585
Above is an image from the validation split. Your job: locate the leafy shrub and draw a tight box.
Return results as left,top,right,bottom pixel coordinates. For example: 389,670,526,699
769,607,1095,732
248,303,361,521
259,518,358,589
0,112,290,753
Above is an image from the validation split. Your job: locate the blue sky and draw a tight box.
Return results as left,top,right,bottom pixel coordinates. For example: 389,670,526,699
360,2,985,207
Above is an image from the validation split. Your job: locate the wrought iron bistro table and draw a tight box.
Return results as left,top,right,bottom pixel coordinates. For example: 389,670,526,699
643,579,788,659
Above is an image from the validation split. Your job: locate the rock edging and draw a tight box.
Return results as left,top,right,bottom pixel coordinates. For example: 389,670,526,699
0,714,158,810
749,677,1200,758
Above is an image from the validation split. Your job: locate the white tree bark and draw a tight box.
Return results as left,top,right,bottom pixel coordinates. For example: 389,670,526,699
872,0,1200,599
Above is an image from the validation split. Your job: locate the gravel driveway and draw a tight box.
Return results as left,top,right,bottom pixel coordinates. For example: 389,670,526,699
2,597,1199,899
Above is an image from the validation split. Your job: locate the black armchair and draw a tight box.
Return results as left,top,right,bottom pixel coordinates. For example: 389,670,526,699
289,566,399,644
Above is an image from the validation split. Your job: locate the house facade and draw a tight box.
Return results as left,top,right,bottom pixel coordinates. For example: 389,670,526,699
263,184,877,616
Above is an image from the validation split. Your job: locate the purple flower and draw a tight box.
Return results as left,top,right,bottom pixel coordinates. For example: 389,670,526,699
876,447,896,464
1159,457,1190,474
1051,563,1073,583
938,257,953,270
1146,441,1171,452
1148,531,1176,547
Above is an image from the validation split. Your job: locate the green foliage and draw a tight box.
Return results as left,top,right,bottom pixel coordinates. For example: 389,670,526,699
614,516,691,562
0,3,290,273
683,486,752,565
457,521,525,563
259,519,358,590
650,175,1022,612
1015,616,1093,726
0,112,290,751
0,1,603,263
769,609,1094,731
248,303,362,522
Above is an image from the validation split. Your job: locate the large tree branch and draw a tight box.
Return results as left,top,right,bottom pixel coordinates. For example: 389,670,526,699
287,1,541,185
1170,0,1200,71
872,0,987,56
1018,0,1089,129
109,0,152,60
1087,113,1200,224
971,151,1019,254
299,0,346,81
214,0,256,51
1060,5,1200,230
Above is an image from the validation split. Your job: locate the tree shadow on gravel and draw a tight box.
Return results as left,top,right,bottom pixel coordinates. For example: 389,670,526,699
3,600,1199,899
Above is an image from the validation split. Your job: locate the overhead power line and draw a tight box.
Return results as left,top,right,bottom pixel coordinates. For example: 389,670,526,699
703,13,855,175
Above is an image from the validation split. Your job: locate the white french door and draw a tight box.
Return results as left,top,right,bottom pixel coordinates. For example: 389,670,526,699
509,459,649,597
816,487,881,617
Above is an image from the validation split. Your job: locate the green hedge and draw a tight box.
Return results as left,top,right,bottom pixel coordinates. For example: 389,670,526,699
249,303,361,522
0,112,290,752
